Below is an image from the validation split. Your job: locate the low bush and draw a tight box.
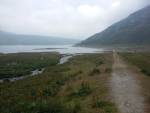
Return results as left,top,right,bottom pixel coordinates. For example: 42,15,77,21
92,99,117,113
96,60,104,66
70,70,83,77
66,101,81,113
70,81,92,97
105,68,112,73
89,68,100,76
42,81,61,96
141,69,150,76
64,70,83,81
9,100,70,113
0,53,60,78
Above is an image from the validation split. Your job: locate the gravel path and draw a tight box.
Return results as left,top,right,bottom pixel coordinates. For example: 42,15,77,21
110,51,146,113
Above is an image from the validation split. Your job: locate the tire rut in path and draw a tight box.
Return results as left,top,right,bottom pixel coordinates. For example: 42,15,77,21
110,51,146,113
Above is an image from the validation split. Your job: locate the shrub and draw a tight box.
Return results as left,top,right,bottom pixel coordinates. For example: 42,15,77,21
70,70,83,78
30,89,37,97
93,100,110,108
43,87,52,96
10,99,80,113
70,81,92,97
43,81,62,96
66,101,81,113
89,68,100,76
105,68,112,73
96,61,104,66
56,79,65,85
92,98,117,113
78,82,91,96
141,69,150,76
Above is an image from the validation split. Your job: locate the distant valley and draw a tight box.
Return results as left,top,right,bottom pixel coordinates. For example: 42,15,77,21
0,31,79,45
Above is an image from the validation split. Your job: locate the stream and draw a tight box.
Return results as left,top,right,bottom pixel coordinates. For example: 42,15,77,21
0,55,73,83
59,55,73,64
0,68,45,83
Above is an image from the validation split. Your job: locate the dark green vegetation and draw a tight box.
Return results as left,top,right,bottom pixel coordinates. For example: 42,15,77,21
93,99,116,113
0,52,60,78
120,52,150,76
77,5,150,47
70,81,92,97
0,53,117,113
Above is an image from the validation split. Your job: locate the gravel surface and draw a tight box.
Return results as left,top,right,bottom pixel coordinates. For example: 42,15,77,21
110,51,146,113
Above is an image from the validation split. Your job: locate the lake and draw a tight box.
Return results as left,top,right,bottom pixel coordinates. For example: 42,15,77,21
0,45,105,54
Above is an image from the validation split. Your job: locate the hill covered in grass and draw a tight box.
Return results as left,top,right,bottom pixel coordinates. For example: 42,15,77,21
77,5,150,48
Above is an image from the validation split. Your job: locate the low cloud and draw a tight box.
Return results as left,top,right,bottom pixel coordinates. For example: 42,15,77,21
0,0,149,39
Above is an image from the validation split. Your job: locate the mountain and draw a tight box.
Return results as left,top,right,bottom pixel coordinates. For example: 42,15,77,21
76,5,150,48
0,31,79,45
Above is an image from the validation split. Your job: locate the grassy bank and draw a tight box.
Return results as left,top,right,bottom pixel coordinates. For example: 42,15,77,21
120,52,150,77
120,52,150,110
0,52,60,78
0,53,117,113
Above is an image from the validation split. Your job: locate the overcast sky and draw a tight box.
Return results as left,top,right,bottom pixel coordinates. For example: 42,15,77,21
0,0,149,39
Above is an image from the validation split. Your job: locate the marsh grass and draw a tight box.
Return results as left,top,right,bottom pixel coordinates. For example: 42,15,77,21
70,81,92,97
89,68,101,76
0,53,115,113
141,68,150,76
0,52,60,78
120,52,150,77
91,94,117,113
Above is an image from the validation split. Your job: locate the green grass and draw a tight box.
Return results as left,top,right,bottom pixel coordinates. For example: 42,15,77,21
89,68,101,76
0,52,60,78
0,53,117,113
92,99,117,113
70,81,92,97
120,52,150,77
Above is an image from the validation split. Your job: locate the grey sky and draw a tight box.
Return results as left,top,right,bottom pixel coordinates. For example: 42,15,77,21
0,0,149,39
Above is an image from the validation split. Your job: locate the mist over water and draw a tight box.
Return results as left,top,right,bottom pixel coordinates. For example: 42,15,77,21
0,45,104,54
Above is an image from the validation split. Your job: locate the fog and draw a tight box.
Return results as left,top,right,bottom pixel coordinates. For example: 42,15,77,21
0,0,149,39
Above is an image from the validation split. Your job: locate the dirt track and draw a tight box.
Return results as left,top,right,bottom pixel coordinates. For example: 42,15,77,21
110,51,146,113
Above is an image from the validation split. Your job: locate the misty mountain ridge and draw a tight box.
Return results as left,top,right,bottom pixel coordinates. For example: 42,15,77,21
76,5,150,47
0,31,79,45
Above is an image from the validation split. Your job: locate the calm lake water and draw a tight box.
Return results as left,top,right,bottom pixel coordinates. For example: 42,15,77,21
0,45,105,82
0,45,104,54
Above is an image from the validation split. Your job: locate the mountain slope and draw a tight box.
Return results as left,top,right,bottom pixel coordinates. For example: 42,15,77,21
0,31,79,45
77,5,150,47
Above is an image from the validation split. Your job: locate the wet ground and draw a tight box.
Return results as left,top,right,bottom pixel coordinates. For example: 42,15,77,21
0,55,73,83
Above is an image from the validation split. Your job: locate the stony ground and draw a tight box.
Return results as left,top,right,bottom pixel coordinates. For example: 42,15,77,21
110,51,146,113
